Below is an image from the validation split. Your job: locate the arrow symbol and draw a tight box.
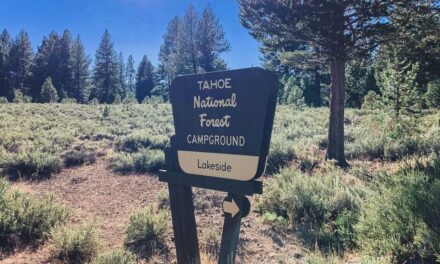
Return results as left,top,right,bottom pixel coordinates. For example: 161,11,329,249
223,198,240,218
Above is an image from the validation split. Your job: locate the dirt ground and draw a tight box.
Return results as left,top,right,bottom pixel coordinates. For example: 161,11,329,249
1,154,305,264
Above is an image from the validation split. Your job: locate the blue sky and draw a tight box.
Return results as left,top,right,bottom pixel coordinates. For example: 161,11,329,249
0,0,261,69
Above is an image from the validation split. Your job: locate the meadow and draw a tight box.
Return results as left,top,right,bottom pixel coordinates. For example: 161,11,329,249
0,102,440,263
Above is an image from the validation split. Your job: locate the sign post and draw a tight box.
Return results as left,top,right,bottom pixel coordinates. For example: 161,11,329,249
159,67,279,264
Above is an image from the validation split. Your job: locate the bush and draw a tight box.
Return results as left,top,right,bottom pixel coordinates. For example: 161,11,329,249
356,156,440,262
61,98,77,104
88,98,100,105
115,133,169,153
255,165,363,252
5,151,61,179
110,149,165,173
0,97,8,104
156,189,169,209
63,145,97,167
260,212,287,226
12,89,24,103
200,228,220,257
91,249,136,264
361,91,382,110
124,206,168,254
0,181,68,251
49,223,100,264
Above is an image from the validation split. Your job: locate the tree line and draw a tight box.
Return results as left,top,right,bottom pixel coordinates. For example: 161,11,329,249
0,5,229,104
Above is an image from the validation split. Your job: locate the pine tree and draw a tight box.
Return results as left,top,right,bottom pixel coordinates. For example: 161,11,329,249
70,35,91,103
118,52,127,98
40,77,59,103
30,31,60,99
384,0,440,90
158,16,182,94
377,46,421,117
135,55,155,103
9,30,33,94
0,29,12,100
196,6,230,72
239,0,392,165
57,30,73,99
92,30,120,104
126,55,135,95
180,5,199,74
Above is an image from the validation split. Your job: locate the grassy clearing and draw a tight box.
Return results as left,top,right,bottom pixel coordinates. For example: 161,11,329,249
0,104,173,179
2,103,440,262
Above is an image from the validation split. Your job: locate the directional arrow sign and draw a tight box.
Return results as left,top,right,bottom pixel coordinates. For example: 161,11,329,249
223,198,240,218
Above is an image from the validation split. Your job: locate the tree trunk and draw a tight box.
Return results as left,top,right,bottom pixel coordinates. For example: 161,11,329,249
326,59,347,166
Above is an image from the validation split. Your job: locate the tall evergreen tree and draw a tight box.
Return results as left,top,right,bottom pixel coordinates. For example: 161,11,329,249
0,29,12,100
239,0,392,165
196,6,230,72
158,16,182,93
180,5,199,74
135,55,155,103
30,31,60,99
92,30,120,103
8,30,33,94
126,54,135,95
70,35,91,103
118,52,127,98
56,30,73,99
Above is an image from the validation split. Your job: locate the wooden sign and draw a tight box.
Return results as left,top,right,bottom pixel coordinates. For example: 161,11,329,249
161,67,279,264
170,67,279,181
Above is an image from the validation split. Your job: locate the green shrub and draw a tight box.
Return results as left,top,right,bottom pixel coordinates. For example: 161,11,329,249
124,206,168,254
0,183,68,251
362,91,382,110
255,165,363,252
260,212,287,226
63,145,97,167
61,98,77,104
115,133,169,153
156,189,169,209
356,156,440,262
91,249,136,264
110,149,165,173
0,97,8,104
88,98,99,105
200,228,220,257
12,89,24,103
49,223,100,264
6,151,61,179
